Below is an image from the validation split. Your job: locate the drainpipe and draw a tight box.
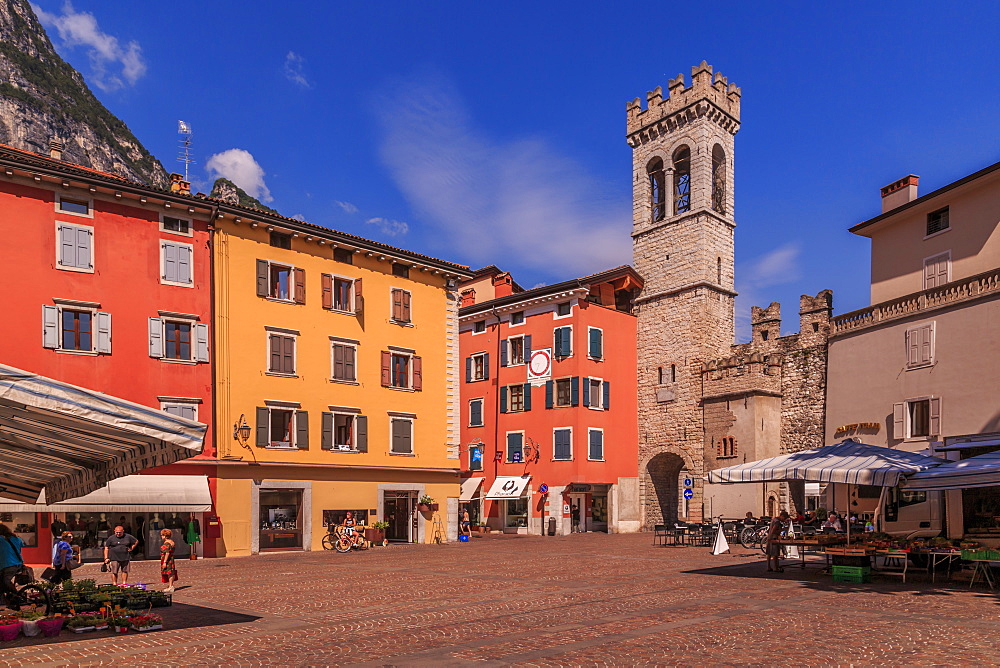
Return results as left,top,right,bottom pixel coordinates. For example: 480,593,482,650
490,305,503,522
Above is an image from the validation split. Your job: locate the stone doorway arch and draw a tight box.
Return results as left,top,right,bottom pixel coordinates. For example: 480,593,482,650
645,452,688,527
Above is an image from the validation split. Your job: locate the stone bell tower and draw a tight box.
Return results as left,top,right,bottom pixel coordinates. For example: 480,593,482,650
628,61,741,526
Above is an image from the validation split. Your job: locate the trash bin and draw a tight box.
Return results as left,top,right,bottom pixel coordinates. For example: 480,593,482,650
547,517,556,536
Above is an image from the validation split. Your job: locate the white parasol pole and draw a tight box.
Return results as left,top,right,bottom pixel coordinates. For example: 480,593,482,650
873,486,888,533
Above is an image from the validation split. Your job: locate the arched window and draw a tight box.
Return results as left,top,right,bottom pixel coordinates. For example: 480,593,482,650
672,146,691,214
712,144,726,214
647,158,666,222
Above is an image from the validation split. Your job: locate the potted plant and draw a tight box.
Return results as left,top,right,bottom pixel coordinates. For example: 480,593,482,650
36,615,65,637
18,610,44,637
107,606,132,633
418,495,435,512
67,614,97,634
366,520,389,545
130,612,163,632
0,614,21,642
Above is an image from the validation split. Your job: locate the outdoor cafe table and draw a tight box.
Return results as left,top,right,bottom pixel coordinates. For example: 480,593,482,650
909,548,964,583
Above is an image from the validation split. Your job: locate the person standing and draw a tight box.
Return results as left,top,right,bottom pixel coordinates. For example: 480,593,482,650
765,511,789,573
159,528,178,593
460,508,471,537
51,531,77,584
571,503,581,533
103,525,138,586
0,523,25,605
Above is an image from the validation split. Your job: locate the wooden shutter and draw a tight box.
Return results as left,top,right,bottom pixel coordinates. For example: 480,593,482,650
381,351,391,387
523,383,532,411
321,273,333,309
296,411,309,449
412,355,422,391
923,258,936,289
936,257,949,286
483,353,490,380
194,323,209,362
928,397,941,436
333,344,345,379
354,278,364,315
500,386,508,413
554,327,563,356
523,335,532,359
500,340,509,367
321,412,334,450
177,245,192,283
906,329,919,366
343,345,356,381
163,243,177,282
892,402,905,439
589,328,602,358
42,305,59,348
470,400,482,426
356,415,368,452
920,324,933,365
590,430,603,460
58,225,75,266
256,407,269,447
571,376,580,406
293,267,306,304
583,377,591,406
95,311,111,354
148,317,163,358
269,334,281,372
603,380,610,410
465,356,472,383
545,380,554,408
256,260,269,297
284,336,296,374
401,290,411,322
391,289,402,321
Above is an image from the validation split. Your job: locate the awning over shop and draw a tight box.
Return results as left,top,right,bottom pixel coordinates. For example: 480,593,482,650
459,477,484,501
0,364,207,503
902,451,1000,491
707,440,945,487
485,476,531,500
0,475,212,512
934,438,1000,452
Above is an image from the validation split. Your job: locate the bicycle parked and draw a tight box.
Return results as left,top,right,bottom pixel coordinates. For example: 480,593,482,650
2,580,51,615
322,524,370,553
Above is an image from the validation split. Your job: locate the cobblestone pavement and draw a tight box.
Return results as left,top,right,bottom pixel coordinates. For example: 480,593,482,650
3,532,1000,666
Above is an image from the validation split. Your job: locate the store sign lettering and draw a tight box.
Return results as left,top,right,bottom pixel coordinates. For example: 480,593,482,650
835,422,881,436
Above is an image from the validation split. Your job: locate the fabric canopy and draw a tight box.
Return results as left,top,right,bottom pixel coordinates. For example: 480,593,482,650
902,451,1000,491
0,475,212,512
707,440,945,487
485,476,531,500
0,364,206,503
459,477,484,501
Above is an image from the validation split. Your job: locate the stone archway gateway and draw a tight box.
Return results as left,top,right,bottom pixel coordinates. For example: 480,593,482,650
644,452,688,527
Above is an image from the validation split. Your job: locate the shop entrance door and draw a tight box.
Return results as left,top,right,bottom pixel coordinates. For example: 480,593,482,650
591,493,608,532
569,493,587,532
259,489,303,551
384,492,414,542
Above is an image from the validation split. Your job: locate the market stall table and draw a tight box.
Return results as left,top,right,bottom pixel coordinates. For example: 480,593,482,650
771,536,846,569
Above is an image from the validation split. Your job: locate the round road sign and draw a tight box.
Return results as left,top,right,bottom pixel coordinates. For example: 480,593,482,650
683,489,694,500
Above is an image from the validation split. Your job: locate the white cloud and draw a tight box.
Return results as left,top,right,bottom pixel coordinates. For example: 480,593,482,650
374,74,630,278
734,242,802,341
291,214,307,221
205,148,273,203
283,51,310,88
335,200,358,214
366,217,409,237
32,1,146,92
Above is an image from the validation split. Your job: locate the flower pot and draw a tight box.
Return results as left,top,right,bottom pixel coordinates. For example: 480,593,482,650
417,503,431,512
94,624,108,631
131,624,162,632
70,626,95,634
0,621,21,641
21,619,40,637
364,528,386,544
37,618,64,637
430,503,439,511
114,625,129,633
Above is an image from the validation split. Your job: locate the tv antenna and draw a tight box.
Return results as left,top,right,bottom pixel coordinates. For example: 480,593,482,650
177,120,194,181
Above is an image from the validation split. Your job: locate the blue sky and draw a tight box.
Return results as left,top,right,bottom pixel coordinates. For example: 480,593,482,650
31,1,1000,339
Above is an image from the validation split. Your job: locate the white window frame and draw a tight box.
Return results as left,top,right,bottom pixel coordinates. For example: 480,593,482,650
160,317,197,363
45,301,107,355
265,327,298,377
265,260,296,302
55,194,93,218
330,338,359,383
586,376,605,410
554,324,573,358
468,398,484,427
389,347,415,389
507,334,526,366
159,213,193,237
587,326,604,360
509,311,526,327
389,287,413,325
553,300,574,320
159,399,199,422
330,274,357,314
54,221,94,273
389,415,415,455
922,251,951,290
588,427,605,462
552,426,573,461
506,383,526,413
505,430,525,463
894,396,941,440
470,352,488,382
905,322,935,370
264,405,298,449
331,411,358,451
554,377,573,408
471,319,487,334
160,240,194,287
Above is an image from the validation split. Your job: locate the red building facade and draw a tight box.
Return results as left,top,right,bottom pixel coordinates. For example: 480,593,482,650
458,266,642,535
0,145,216,563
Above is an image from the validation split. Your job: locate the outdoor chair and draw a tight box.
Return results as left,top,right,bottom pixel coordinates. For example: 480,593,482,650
653,524,668,546
672,522,688,546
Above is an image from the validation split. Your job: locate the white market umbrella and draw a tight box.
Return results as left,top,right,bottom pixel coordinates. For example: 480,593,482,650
902,450,1000,491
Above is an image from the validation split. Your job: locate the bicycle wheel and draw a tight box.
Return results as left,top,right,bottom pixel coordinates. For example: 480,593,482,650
334,535,352,553
357,538,370,551
739,527,755,548
17,584,51,614
322,533,338,551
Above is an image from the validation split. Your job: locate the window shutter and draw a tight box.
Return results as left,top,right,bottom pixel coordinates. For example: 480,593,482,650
391,289,402,320
42,305,59,348
58,225,75,266
582,377,591,406
523,383,532,411
892,402,905,439
356,415,368,452
500,386,508,413
936,258,949,286
321,273,333,309
268,334,281,372
256,407,269,447
471,400,482,426
321,412,334,450
563,328,573,356
256,260,268,297
603,380,610,410
333,344,345,379
293,267,306,304
500,340,509,367
354,278,364,315
929,397,941,436
401,290,411,321
553,327,563,356
923,259,936,289
78,227,92,268
920,324,933,365
545,381,554,409
381,351,391,387
465,356,473,383
523,335,532,359
906,329,919,366
589,328,602,358
194,323,209,362
282,336,295,374
344,345,356,381
95,311,112,354
571,376,580,406
507,433,520,460
177,245,192,284
295,411,309,449
148,317,163,358
483,353,490,380
590,430,603,460
163,243,177,282
412,355,422,391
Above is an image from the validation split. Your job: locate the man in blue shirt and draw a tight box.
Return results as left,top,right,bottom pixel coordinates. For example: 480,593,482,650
0,523,26,605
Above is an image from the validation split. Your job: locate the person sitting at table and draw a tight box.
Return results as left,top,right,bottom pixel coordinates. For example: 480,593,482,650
801,510,819,527
822,513,843,531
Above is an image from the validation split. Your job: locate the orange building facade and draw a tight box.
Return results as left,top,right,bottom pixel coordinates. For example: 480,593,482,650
458,266,643,535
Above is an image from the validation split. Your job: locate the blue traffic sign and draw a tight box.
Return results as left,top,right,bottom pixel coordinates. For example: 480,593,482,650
683,477,694,488
539,483,549,494
683,489,694,500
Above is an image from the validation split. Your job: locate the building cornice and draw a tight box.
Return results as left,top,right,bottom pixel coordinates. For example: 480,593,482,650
460,287,590,323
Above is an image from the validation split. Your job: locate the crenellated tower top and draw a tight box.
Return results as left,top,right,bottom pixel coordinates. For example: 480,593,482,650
626,61,741,146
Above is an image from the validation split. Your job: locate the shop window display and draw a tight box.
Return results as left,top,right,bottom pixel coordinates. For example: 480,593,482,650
260,489,303,550
504,499,528,528
0,512,38,547
52,512,196,562
322,509,369,529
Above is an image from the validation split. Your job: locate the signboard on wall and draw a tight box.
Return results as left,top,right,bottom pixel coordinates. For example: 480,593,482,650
527,348,552,384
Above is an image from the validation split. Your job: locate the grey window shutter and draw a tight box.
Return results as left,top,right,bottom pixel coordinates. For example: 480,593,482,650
582,377,591,406
78,227,92,268
545,380,554,409
256,407,269,446
256,259,269,297
178,245,192,284
929,398,941,436
356,415,368,452
296,411,309,449
589,328,602,358
391,420,400,452
58,225,75,266
181,405,196,421
500,340,508,367
471,400,482,425
892,402,905,439
590,430,603,459
321,412,333,450
465,356,472,383
483,353,490,380
163,243,177,282
523,383,532,411
500,386,508,413
603,380,610,410
95,311,112,354
403,421,412,453
571,376,580,406
148,317,163,358
42,305,59,348
524,335,532,359
194,323,209,362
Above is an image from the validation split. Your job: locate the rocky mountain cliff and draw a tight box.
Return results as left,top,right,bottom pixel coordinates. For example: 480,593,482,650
0,0,167,186
209,178,279,214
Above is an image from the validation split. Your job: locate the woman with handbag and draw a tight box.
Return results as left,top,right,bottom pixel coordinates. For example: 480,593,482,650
159,528,178,593
50,531,78,584
0,523,27,605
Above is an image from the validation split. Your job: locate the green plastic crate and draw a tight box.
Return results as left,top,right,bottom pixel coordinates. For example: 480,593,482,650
961,549,1000,561
833,571,871,583
832,565,871,577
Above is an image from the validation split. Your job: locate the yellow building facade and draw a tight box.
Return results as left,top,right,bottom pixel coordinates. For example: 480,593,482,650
211,206,470,555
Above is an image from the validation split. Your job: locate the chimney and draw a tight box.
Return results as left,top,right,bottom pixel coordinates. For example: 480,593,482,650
49,138,64,161
880,175,919,213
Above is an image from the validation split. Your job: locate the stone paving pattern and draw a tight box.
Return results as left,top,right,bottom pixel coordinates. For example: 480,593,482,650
3,533,999,666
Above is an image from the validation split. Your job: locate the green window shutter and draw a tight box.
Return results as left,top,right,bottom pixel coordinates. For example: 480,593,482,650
524,335,532,359
321,412,333,450
356,415,368,452
523,383,532,411
582,377,590,407
589,328,603,358
483,353,490,380
466,357,473,383
603,380,610,410
545,381,554,408
571,376,580,406
589,430,603,460
296,411,309,449
471,400,482,426
500,340,508,367
500,386,508,413
554,327,563,356
255,407,269,447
